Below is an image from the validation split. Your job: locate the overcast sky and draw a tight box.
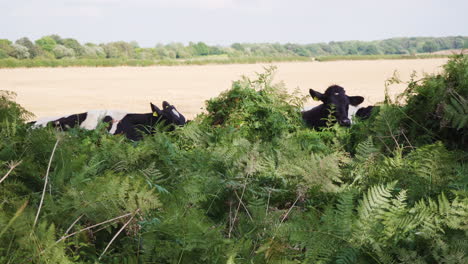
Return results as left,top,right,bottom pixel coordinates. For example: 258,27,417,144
2,0,467,47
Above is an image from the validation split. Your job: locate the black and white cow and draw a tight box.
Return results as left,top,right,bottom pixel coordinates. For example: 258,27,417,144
30,101,186,141
302,85,372,128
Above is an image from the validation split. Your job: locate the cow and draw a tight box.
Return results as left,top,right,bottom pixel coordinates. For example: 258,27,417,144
30,101,186,141
302,85,370,128
349,105,374,122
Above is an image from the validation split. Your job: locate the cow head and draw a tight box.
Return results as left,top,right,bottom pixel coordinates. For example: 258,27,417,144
150,101,186,127
309,85,364,126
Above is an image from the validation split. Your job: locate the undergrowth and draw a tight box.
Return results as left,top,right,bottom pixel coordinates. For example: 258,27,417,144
0,56,467,263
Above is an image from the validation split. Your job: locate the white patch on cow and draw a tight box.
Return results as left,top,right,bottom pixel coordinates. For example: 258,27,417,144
348,105,360,124
33,115,70,128
171,109,180,118
334,92,339,95
302,105,316,112
79,110,107,130
105,110,128,134
79,110,128,133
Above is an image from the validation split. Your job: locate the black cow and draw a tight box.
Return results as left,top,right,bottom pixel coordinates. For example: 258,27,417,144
30,101,186,141
302,85,366,128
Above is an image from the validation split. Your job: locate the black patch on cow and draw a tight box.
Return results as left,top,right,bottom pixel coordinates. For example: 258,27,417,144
114,113,154,141
53,112,88,131
356,106,374,120
102,115,114,131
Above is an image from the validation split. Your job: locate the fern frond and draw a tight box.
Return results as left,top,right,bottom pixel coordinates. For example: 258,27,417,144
358,182,395,220
444,92,468,130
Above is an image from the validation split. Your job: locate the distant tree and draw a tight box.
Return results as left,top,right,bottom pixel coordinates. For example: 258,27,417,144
62,38,84,56
103,41,135,58
176,49,191,59
10,44,30,59
209,46,225,55
35,36,57,52
190,42,210,56
231,43,245,52
48,34,63,44
15,37,39,58
166,50,176,59
52,45,75,59
130,41,140,49
328,42,344,55
0,39,13,58
102,44,120,58
360,44,380,55
305,44,325,56
0,50,7,58
271,43,286,53
0,39,12,46
135,48,155,60
422,41,437,53
154,46,170,59
319,43,332,54
346,46,358,55
453,38,464,49
82,45,106,58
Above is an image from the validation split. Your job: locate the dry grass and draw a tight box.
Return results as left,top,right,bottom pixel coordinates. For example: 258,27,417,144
0,59,448,120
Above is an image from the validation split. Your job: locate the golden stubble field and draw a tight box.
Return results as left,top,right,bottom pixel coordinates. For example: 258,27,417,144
0,58,448,120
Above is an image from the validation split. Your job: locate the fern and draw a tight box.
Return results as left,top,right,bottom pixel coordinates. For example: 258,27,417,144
444,92,468,130
335,247,359,264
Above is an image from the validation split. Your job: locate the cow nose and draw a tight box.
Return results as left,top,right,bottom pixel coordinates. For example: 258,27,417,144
339,119,351,126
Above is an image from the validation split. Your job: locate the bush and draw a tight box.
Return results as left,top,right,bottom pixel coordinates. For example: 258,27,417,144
400,55,468,149
10,44,30,59
203,66,305,141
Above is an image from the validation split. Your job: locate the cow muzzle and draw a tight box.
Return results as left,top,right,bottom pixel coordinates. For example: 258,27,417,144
338,119,351,126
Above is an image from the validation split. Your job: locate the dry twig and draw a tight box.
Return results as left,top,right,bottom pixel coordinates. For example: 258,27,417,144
33,139,60,229
99,209,140,260
0,160,22,184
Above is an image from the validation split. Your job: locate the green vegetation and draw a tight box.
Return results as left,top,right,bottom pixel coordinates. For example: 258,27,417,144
0,56,467,263
0,35,466,67
315,54,450,62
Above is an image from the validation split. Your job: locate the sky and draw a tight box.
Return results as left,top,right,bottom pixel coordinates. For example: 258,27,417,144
1,0,467,47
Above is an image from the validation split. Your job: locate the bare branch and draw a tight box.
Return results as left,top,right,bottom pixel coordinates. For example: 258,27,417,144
99,209,140,260
33,139,60,229
234,190,253,221
64,215,84,236
0,160,22,185
228,182,247,237
56,212,133,244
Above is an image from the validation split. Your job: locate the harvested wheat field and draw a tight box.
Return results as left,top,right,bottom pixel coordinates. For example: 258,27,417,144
0,58,448,120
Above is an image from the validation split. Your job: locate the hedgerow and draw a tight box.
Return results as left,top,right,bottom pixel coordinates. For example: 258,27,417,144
0,56,467,263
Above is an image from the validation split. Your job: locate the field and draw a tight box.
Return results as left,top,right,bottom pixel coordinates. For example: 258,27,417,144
0,58,448,120
0,56,467,263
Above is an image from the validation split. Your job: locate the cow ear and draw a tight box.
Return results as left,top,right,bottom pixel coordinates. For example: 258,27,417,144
309,89,324,102
349,96,364,106
162,101,170,109
151,103,162,116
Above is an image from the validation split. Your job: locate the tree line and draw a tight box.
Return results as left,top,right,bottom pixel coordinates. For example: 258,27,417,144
0,35,467,61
